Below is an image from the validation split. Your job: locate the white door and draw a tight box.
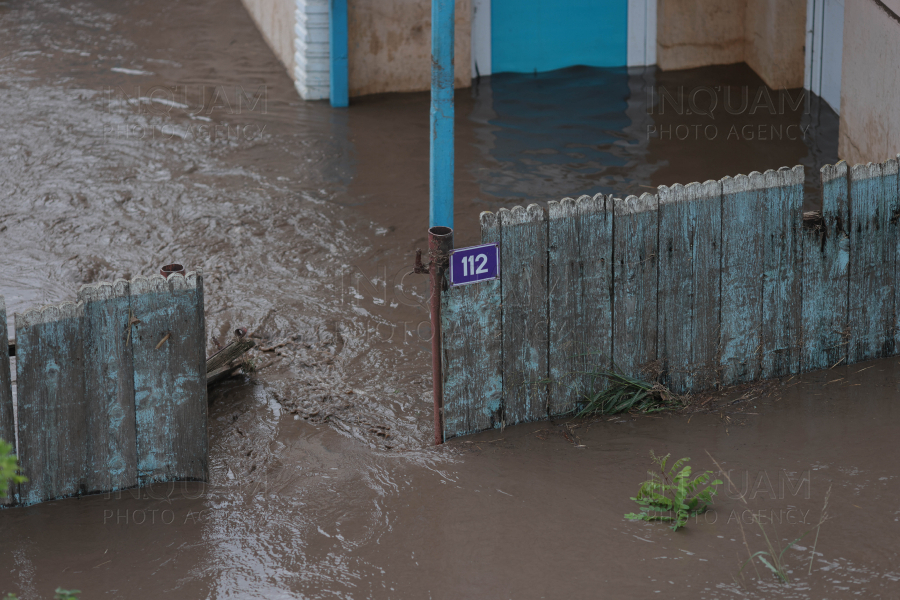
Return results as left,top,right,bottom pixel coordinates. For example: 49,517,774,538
805,0,844,114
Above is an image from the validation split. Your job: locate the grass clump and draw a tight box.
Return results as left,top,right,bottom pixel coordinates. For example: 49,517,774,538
706,451,832,585
625,451,722,531
577,369,681,417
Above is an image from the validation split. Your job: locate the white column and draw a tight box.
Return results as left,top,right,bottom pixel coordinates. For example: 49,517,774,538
627,0,657,67
295,0,330,100
471,0,492,77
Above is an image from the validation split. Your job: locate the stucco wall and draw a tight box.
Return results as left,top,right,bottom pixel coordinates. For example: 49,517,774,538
656,0,745,71
656,0,804,90
839,0,900,163
241,0,296,73
743,0,805,89
348,0,471,97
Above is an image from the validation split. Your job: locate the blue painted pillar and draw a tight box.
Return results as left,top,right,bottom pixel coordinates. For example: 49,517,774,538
430,0,455,228
330,0,349,108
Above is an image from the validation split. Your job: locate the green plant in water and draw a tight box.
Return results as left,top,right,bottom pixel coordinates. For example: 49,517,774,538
242,355,259,373
707,451,832,585
0,438,27,497
3,588,80,600
577,369,681,417
625,451,722,531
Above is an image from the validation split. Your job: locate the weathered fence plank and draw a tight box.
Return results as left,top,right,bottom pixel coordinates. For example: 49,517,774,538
801,162,850,371
16,303,87,505
79,280,137,493
548,198,579,413
848,159,899,363
0,297,14,504
658,180,723,393
720,173,763,385
132,272,207,485
548,194,612,415
760,166,803,378
441,212,503,439
612,194,658,379
500,204,548,424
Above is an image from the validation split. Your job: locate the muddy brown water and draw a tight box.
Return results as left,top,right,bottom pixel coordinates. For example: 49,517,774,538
2,0,891,598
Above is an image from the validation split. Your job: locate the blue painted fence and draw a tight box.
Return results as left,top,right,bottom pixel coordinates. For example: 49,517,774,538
441,157,900,440
0,272,207,506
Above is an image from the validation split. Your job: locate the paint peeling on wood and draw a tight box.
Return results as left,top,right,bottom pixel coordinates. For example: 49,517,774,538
612,193,658,380
2,270,206,507
545,193,613,416
132,272,207,485
16,302,87,505
441,157,900,439
441,212,502,438
658,180,722,393
720,172,763,385
500,204,548,424
760,166,803,378
79,279,136,493
848,159,899,363
801,161,850,370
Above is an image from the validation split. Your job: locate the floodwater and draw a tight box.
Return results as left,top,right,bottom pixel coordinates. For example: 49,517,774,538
2,0,892,598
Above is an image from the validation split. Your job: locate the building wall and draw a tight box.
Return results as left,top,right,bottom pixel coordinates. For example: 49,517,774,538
839,0,900,163
241,0,296,73
744,0,805,89
656,0,804,90
656,0,745,71
347,0,471,97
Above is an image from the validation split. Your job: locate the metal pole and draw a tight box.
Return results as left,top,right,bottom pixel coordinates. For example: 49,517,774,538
428,226,453,445
329,0,349,108
430,0,455,229
428,0,455,444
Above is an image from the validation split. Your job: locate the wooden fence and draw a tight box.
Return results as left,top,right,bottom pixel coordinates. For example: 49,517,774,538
441,157,900,440
0,272,207,506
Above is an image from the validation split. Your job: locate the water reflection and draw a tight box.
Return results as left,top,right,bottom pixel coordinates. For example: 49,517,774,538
469,63,840,210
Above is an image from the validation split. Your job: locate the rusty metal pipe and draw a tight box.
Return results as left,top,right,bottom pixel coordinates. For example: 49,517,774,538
428,226,453,445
